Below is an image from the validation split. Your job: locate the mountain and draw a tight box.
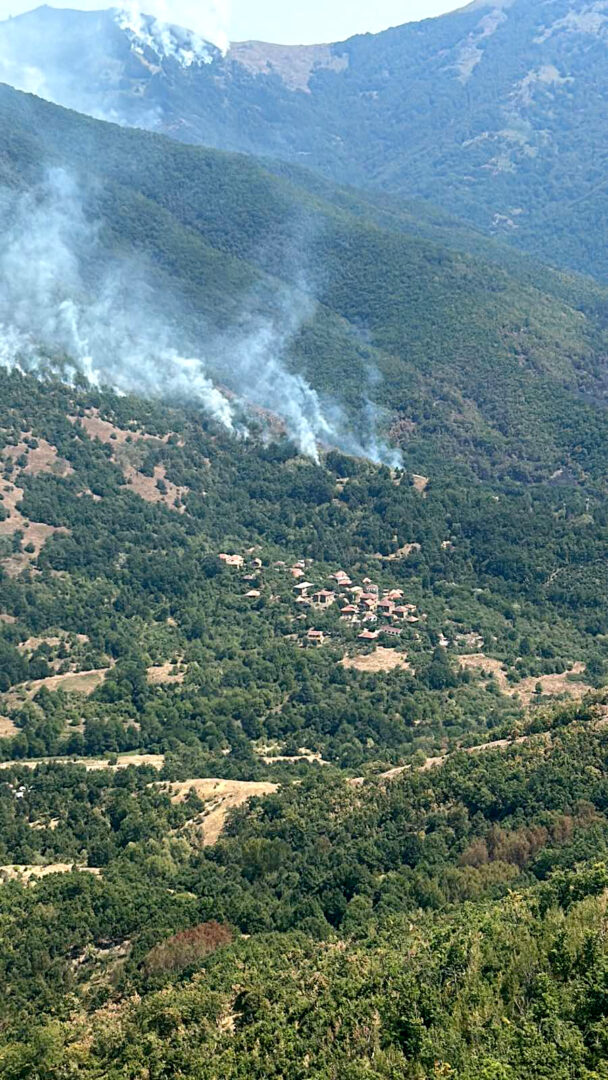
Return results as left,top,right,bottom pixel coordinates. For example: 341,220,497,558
4,35,608,1079
4,82,608,485
2,1,608,279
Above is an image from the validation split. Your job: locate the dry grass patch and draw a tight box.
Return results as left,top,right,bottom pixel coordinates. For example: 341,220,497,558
231,40,348,91
0,717,17,738
0,864,101,883
147,662,187,686
0,480,68,575
412,474,429,494
459,654,589,705
17,668,110,698
341,647,413,674
0,753,165,772
3,436,72,478
165,778,278,846
123,464,188,513
375,542,421,562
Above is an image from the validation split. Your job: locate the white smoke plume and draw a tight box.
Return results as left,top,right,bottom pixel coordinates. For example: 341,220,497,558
0,170,236,430
0,169,401,467
116,2,230,63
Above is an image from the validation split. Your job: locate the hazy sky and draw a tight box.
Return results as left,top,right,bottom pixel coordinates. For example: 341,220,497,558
0,1,465,45
229,1,462,44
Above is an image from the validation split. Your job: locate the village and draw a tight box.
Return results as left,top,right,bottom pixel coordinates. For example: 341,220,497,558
218,551,425,651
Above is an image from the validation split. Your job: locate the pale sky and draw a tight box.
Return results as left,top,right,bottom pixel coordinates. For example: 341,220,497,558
229,1,463,44
0,1,465,45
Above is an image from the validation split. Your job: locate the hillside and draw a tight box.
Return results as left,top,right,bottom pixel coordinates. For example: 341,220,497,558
4,84,608,485
2,61,608,1076
4,2,608,279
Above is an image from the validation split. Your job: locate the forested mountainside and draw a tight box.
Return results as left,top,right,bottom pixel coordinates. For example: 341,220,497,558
2,370,608,1075
4,1,608,279
5,84,608,484
3,35,608,1077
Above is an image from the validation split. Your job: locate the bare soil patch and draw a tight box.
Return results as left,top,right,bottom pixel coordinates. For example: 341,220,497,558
341,647,413,674
165,778,278,846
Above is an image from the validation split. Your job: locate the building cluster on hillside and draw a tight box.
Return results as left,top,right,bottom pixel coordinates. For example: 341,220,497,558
291,568,422,645
216,551,423,648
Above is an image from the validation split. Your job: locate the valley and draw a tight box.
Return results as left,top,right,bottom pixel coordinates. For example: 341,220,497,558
0,4,608,1075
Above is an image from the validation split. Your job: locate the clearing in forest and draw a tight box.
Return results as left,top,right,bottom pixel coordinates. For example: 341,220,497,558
0,753,165,771
458,654,589,705
165,778,278,846
341,647,413,674
147,662,187,685
0,864,101,883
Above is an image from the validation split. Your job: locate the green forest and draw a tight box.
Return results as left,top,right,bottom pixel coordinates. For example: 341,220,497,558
1,64,608,1078
1,364,608,1075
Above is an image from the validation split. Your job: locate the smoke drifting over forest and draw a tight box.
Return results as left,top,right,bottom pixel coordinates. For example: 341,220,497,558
0,169,401,467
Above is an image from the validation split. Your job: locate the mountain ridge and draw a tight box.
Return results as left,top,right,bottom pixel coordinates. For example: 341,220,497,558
2,0,607,279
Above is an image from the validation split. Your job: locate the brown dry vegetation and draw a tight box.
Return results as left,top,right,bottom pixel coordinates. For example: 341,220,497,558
3,436,72,478
341,647,413,674
0,717,17,738
0,479,66,576
0,864,101,883
412,474,429,494
147,662,187,686
230,41,348,91
123,464,188,513
458,654,589,704
70,411,189,512
165,778,278,846
0,754,165,772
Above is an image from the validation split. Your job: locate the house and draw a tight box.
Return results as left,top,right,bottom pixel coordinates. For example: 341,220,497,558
333,571,352,587
291,567,305,578
382,626,402,637
341,605,357,615
312,589,336,608
377,599,395,616
358,629,380,640
363,613,378,623
219,553,244,568
306,629,326,646
252,557,263,569
362,579,379,596
294,581,315,594
386,590,404,601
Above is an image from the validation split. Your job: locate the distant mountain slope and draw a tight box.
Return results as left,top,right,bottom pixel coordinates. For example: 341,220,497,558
3,82,608,482
1,1,607,279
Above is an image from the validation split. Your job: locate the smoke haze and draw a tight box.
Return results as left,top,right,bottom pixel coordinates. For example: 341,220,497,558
0,169,400,467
